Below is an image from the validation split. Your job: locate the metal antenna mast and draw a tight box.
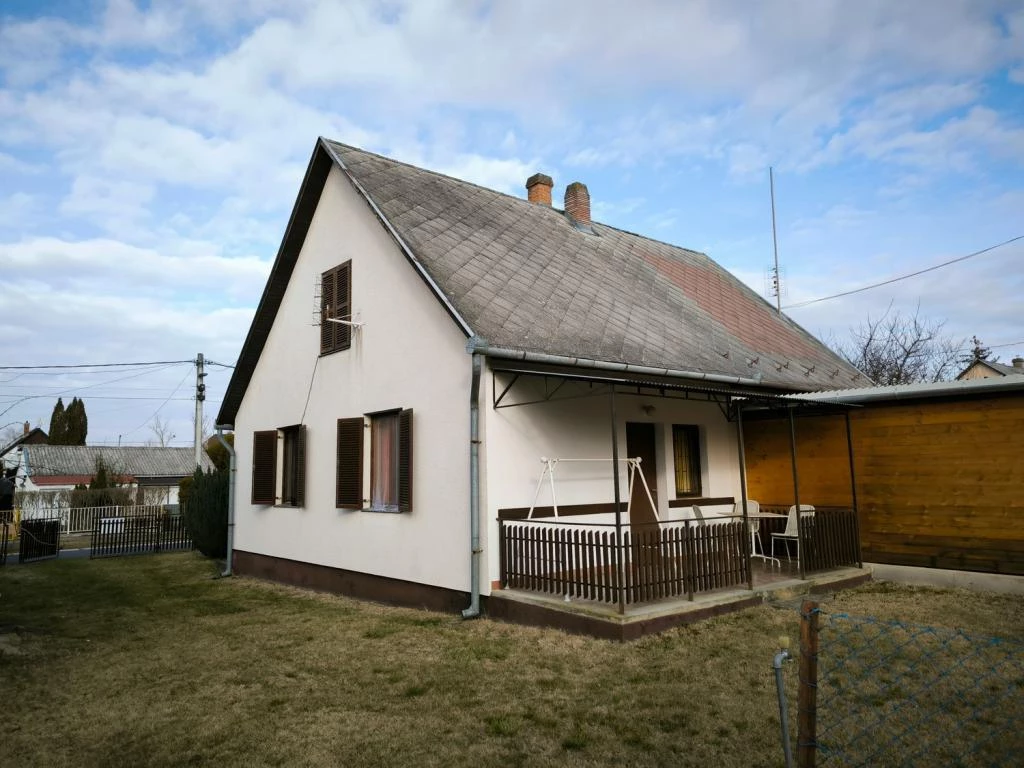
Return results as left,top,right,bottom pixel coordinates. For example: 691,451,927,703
770,167,782,313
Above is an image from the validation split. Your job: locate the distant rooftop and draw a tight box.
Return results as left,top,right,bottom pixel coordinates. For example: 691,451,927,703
24,445,212,478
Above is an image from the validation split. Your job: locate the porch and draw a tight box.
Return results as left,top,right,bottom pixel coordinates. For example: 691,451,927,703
496,506,862,612
485,359,867,633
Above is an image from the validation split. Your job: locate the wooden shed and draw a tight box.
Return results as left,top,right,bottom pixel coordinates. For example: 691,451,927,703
742,377,1024,576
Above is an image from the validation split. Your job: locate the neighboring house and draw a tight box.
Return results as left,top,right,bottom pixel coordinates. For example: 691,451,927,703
744,376,1024,576
956,357,1024,380
1,423,48,474
217,138,867,635
16,445,212,506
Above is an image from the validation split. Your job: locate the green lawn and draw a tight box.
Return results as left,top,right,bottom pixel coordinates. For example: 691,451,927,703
0,554,1020,767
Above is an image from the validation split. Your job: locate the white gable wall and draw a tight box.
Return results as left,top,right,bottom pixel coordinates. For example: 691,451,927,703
234,165,472,592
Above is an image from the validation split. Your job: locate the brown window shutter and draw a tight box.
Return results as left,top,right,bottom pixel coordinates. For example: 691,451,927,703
295,424,307,507
336,417,363,508
252,430,277,505
320,270,336,354
337,262,352,350
398,409,413,513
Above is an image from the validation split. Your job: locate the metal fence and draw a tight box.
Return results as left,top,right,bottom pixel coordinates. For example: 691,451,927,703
90,508,192,558
787,599,1023,767
21,504,169,535
19,518,61,563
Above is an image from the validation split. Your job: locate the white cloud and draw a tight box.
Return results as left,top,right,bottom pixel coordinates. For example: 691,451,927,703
1,237,269,304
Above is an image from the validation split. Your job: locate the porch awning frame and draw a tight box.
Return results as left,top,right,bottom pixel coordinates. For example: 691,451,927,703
489,360,859,418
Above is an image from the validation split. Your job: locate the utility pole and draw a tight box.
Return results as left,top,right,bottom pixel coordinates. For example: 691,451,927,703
195,353,206,469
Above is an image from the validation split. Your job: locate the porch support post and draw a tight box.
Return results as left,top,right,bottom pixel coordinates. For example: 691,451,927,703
610,386,625,615
844,411,863,568
734,398,754,591
788,407,804,580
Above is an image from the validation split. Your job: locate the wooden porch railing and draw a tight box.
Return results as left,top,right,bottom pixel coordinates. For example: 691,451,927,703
798,507,861,573
760,505,862,575
499,519,750,605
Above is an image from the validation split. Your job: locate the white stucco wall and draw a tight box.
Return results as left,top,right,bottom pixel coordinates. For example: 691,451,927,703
234,165,472,592
481,372,744,589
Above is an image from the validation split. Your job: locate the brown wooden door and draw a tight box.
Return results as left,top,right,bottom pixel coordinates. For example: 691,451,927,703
626,422,658,524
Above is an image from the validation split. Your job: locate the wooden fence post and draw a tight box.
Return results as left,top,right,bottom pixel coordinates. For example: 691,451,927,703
798,599,819,768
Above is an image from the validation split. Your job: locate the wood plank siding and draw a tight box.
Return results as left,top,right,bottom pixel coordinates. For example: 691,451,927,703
743,395,1024,575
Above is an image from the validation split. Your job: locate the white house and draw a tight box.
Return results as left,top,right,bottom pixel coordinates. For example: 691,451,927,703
217,139,867,636
17,445,211,507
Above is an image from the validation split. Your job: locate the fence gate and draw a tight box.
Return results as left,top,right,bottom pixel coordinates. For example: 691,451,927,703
90,507,193,558
19,518,62,563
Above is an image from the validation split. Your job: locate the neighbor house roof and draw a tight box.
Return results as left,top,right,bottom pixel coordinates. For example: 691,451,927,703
0,427,48,459
956,359,1024,379
23,446,212,480
218,139,864,425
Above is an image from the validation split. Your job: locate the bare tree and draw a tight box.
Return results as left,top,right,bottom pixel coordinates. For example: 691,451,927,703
831,304,963,386
192,411,212,445
148,415,176,447
1,423,21,447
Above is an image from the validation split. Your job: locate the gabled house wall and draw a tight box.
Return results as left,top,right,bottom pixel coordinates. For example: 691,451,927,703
233,165,473,592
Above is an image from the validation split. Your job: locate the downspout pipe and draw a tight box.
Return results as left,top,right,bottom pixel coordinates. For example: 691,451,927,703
214,425,236,578
462,349,483,618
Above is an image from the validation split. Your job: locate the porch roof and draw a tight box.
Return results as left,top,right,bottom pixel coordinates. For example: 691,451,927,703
489,359,858,411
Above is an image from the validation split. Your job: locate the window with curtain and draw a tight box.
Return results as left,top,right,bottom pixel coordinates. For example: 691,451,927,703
337,410,412,513
673,424,702,497
370,412,400,511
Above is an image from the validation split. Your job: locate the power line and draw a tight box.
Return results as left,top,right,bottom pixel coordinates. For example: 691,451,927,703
0,364,183,419
0,360,194,370
784,234,1024,310
122,367,194,437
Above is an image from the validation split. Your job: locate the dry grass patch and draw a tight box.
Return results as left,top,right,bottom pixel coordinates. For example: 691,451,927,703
0,555,1019,767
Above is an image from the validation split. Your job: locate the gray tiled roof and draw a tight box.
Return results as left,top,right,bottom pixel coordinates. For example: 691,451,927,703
24,446,212,478
217,139,865,425
326,141,862,391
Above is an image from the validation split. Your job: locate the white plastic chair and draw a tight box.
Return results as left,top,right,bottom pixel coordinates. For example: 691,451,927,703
741,499,762,555
770,505,815,566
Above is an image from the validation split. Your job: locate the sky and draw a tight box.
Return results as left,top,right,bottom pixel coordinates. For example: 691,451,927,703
1,0,1022,448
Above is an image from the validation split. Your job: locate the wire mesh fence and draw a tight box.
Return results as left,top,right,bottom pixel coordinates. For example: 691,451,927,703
792,599,1024,767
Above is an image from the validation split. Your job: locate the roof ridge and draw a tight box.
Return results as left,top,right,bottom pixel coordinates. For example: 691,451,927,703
323,137,709,257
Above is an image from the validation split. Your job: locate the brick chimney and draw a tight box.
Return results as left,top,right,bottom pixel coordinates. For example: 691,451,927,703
23,421,29,435
526,173,553,205
564,181,591,225
1013,357,1024,370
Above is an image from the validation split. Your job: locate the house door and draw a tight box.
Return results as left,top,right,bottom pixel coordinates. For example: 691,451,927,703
625,422,658,525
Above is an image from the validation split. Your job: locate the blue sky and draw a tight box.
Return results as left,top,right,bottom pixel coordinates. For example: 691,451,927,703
1,0,1022,447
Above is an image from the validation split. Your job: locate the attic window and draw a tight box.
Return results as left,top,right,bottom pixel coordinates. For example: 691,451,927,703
321,261,352,355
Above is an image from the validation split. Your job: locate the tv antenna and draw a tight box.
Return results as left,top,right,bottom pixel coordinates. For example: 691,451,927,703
769,166,782,313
